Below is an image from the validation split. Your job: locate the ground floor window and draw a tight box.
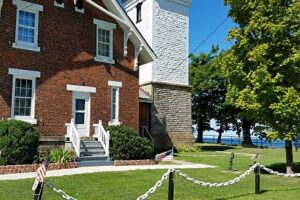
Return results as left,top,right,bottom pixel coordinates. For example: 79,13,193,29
108,81,122,125
8,68,40,124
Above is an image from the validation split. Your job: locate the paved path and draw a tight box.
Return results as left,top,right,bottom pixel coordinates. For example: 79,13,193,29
0,163,214,181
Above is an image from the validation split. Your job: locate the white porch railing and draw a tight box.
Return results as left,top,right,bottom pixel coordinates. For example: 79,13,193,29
65,119,80,157
93,120,110,157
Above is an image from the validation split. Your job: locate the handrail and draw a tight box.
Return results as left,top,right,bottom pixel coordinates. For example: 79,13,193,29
142,125,154,151
93,120,110,157
65,119,80,157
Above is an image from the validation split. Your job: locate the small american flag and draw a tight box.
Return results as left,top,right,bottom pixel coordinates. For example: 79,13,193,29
155,148,174,162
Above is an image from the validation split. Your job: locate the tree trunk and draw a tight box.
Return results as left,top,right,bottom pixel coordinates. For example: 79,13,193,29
285,140,294,174
241,119,253,146
195,125,204,143
217,125,223,144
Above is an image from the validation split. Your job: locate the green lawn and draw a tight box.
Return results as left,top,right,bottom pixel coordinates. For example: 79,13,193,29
1,144,300,199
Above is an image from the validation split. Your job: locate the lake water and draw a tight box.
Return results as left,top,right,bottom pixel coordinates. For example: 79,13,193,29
202,135,295,149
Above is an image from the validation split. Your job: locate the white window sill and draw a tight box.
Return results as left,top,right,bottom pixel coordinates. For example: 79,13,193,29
108,121,121,126
54,1,64,8
94,56,115,65
12,117,37,125
75,7,84,13
12,43,41,52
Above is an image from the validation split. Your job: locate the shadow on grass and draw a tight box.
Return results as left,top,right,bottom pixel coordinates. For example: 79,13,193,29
261,162,300,174
216,187,300,200
200,145,235,152
215,192,254,200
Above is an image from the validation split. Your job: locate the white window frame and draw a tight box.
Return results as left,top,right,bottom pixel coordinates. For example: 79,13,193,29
108,81,122,126
93,19,116,64
12,0,43,52
8,68,41,124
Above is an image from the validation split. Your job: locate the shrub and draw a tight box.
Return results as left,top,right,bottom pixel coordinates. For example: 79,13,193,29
107,125,153,160
49,148,76,164
0,120,39,165
175,145,200,153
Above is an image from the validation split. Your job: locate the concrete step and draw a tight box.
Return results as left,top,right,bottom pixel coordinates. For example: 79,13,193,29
79,155,108,162
80,151,106,157
80,142,102,148
77,160,114,167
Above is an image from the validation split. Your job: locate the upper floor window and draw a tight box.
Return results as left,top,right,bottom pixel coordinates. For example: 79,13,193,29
108,81,122,125
12,0,43,52
93,19,116,64
8,68,41,124
136,3,142,23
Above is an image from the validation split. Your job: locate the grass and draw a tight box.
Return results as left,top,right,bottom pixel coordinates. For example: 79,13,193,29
1,144,300,199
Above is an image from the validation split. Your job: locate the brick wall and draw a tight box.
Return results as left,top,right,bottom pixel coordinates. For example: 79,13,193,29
0,0,139,138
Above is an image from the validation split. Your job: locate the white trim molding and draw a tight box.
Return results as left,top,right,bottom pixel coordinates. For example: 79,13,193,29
108,80,122,88
54,0,64,8
67,84,96,93
93,18,116,64
9,68,41,78
12,0,43,52
8,68,41,125
75,7,84,13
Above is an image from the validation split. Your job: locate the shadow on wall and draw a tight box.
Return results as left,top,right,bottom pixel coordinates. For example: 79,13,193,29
151,105,173,152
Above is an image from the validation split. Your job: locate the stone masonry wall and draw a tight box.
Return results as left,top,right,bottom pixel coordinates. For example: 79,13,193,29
141,83,193,150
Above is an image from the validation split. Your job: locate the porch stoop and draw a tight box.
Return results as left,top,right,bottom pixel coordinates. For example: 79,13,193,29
77,140,113,167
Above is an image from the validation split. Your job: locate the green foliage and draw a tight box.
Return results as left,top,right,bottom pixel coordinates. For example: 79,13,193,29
0,120,39,165
175,146,200,153
33,150,50,164
49,148,76,164
221,0,300,138
189,46,240,142
107,125,153,160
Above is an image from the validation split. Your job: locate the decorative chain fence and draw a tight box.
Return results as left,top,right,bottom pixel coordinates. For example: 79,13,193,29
136,168,174,200
174,163,257,188
33,163,300,200
44,181,78,200
136,163,300,200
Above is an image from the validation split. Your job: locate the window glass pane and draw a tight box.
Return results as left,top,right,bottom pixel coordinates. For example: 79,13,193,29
76,99,85,111
25,108,31,116
20,98,25,107
25,99,31,107
75,113,85,124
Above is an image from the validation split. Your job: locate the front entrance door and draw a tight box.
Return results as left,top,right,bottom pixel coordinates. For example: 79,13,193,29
72,92,90,137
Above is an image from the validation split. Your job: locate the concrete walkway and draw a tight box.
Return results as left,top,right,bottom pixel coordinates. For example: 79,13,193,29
0,163,214,181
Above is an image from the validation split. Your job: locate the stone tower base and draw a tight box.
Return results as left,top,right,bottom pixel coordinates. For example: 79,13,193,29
141,82,193,151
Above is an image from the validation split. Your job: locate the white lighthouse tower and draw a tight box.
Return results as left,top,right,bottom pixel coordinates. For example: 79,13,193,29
123,0,193,149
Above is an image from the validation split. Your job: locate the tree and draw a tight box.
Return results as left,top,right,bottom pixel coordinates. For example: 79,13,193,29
190,47,239,143
222,0,300,173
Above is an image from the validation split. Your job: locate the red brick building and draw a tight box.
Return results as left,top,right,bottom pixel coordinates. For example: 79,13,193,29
0,0,155,149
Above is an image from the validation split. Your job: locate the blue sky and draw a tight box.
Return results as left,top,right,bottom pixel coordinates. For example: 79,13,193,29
189,0,236,55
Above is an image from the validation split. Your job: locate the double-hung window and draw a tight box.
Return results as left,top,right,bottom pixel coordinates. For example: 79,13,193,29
9,68,41,124
108,81,122,125
93,19,116,64
12,0,43,52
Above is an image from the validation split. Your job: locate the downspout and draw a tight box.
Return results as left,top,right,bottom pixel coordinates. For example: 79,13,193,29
84,0,130,27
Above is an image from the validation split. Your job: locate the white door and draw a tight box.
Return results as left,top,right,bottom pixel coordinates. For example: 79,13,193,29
72,93,90,137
